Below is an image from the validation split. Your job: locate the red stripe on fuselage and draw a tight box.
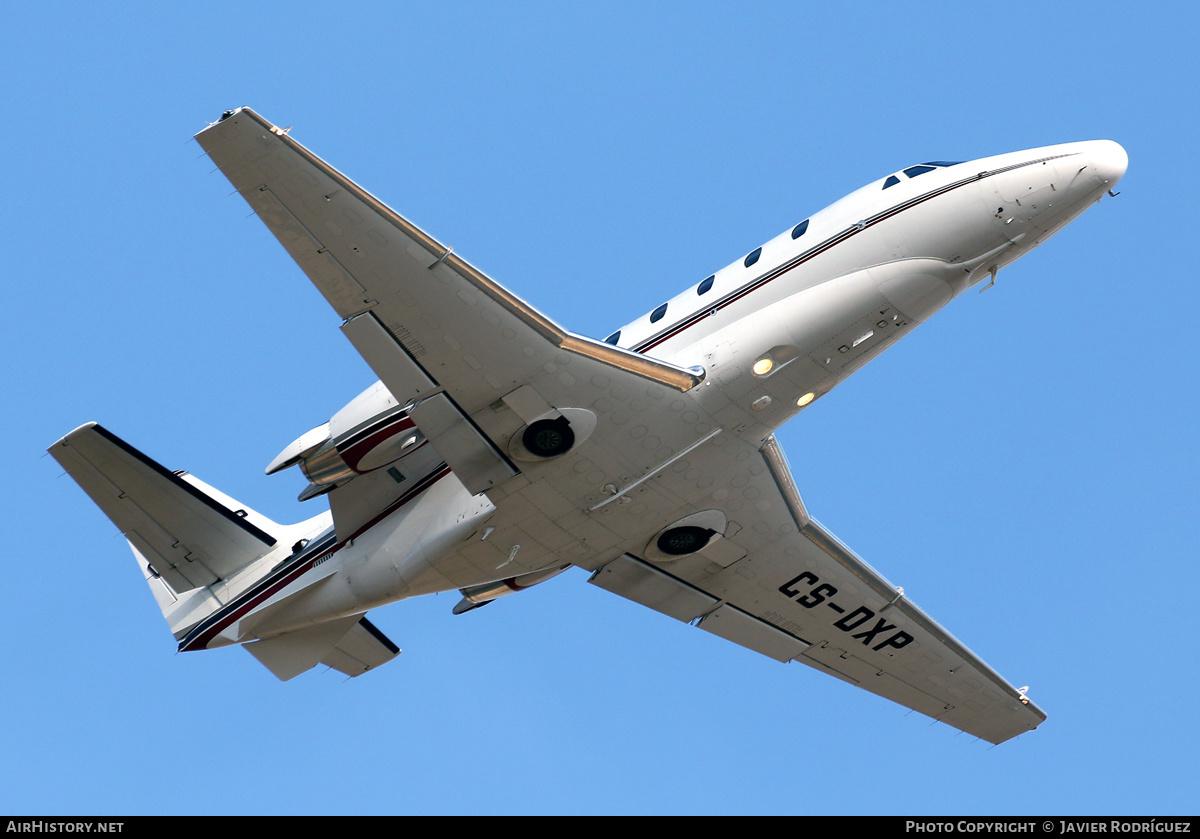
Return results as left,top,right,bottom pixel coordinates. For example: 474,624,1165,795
179,464,452,652
631,155,1072,354
340,416,417,472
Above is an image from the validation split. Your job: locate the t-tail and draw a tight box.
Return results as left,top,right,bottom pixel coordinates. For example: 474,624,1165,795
48,423,399,680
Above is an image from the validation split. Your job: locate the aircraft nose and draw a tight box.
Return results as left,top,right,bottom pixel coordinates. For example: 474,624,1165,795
1087,139,1128,186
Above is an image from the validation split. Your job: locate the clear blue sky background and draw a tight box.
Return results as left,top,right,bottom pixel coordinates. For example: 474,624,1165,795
6,1,1196,816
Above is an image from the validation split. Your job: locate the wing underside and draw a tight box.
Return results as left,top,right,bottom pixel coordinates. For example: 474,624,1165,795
589,436,1045,745
194,109,700,474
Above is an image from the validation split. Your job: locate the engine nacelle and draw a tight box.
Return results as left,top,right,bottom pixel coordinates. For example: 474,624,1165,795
266,382,426,499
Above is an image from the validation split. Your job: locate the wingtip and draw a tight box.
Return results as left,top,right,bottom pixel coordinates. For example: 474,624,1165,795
196,106,265,138
48,421,100,451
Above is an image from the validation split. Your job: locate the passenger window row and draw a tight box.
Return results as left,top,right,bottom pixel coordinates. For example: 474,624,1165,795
602,212,817,345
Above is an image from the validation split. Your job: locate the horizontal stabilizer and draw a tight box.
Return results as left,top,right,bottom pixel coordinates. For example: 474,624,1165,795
321,617,401,677
245,616,400,680
49,423,280,593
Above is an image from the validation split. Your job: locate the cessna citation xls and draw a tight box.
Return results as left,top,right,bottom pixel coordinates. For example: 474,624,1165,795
51,108,1126,744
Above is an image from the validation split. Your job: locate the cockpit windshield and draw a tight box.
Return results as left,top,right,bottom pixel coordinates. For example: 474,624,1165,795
903,165,937,178
882,160,964,189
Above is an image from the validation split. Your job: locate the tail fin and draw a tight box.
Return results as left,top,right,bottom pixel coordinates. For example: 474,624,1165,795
49,423,312,637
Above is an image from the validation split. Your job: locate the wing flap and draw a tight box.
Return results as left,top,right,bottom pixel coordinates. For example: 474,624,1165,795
589,555,809,663
407,393,518,495
697,603,810,663
340,311,438,405
589,554,719,622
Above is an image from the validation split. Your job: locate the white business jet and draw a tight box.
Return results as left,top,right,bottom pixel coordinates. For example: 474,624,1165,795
50,108,1126,744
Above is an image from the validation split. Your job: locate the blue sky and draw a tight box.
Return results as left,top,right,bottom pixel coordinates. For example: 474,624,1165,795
6,1,1197,815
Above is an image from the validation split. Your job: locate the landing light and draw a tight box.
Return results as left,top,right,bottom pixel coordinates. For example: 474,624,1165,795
752,357,774,376
796,392,815,407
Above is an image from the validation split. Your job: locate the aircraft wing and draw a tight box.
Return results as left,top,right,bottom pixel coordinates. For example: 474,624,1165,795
194,108,702,499
589,434,1046,744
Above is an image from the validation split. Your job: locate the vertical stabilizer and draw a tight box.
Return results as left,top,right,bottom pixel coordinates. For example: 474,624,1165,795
49,423,319,637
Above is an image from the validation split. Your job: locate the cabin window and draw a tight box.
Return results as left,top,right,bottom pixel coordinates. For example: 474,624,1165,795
604,331,621,345
903,165,937,178
883,175,900,189
744,247,762,268
924,160,963,167
697,275,715,295
791,219,809,239
650,303,668,324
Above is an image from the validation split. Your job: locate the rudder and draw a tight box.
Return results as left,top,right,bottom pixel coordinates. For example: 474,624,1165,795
49,423,312,637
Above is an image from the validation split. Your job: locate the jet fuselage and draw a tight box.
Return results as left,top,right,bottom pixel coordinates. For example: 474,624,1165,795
203,140,1125,648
